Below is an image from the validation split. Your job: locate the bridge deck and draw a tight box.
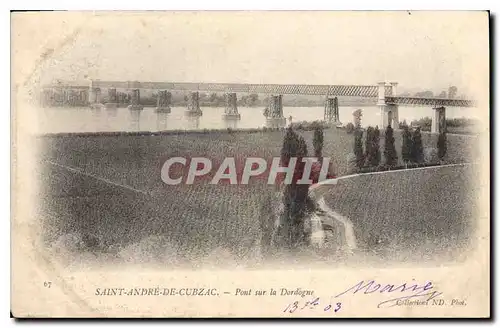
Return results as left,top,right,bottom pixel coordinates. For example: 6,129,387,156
46,81,394,97
386,96,476,108
41,81,476,106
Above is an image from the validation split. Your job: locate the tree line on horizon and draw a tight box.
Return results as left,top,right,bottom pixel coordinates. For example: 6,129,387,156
401,86,460,99
96,92,385,108
47,84,464,108
401,117,480,132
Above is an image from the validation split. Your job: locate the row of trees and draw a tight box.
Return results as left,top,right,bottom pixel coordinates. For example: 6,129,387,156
123,93,264,107
107,91,439,108
262,122,448,251
403,126,447,165
404,117,479,132
261,125,329,250
202,93,261,107
353,126,395,169
401,127,424,164
275,127,313,248
353,125,448,171
410,86,459,99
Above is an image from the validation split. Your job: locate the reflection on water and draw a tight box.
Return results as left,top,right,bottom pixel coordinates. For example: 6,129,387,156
129,110,141,131
156,112,169,131
34,105,480,134
106,107,118,118
224,118,239,130
185,116,200,130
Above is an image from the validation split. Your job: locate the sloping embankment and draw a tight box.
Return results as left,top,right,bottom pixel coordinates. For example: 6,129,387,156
320,164,480,262
34,129,480,265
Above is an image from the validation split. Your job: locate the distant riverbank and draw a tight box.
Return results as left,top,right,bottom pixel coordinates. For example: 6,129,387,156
34,105,482,135
46,103,376,109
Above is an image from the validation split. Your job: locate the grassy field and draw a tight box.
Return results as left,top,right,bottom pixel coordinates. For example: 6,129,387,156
35,128,480,266
323,164,480,262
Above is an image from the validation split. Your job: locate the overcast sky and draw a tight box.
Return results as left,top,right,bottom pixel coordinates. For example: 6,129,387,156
25,11,488,96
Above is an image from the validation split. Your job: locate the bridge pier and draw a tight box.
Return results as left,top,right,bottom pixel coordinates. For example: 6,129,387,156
266,95,286,128
79,90,87,106
156,90,172,113
432,106,446,133
89,87,104,109
105,88,118,109
223,92,241,120
324,96,341,126
118,92,128,107
61,89,68,106
378,82,399,129
39,89,46,107
380,104,399,129
41,88,54,107
185,92,203,116
128,89,144,111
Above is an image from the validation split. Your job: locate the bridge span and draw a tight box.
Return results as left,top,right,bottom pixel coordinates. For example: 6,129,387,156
385,96,475,108
39,80,476,133
87,81,394,98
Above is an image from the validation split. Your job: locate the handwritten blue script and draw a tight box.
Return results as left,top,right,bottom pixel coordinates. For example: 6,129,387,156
335,280,443,308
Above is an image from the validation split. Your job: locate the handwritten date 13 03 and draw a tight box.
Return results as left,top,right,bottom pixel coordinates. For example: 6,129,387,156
283,297,342,314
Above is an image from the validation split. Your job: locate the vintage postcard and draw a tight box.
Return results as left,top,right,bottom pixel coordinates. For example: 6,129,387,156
11,11,490,318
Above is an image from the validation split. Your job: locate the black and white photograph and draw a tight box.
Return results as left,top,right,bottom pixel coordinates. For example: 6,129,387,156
11,10,490,318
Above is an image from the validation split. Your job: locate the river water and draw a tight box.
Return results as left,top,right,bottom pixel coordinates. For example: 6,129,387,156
33,105,480,134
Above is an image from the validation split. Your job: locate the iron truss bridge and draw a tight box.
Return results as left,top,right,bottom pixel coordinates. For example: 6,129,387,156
385,96,476,108
82,81,394,98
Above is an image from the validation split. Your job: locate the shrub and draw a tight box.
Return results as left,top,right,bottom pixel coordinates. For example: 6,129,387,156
410,117,432,131
290,120,329,131
365,126,381,167
347,153,357,173
384,125,398,167
399,120,409,129
346,122,355,134
280,127,300,167
402,126,413,165
371,126,381,167
424,147,438,163
364,126,373,166
376,164,390,172
437,132,447,161
280,130,310,248
411,127,424,163
353,128,364,169
313,125,324,158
